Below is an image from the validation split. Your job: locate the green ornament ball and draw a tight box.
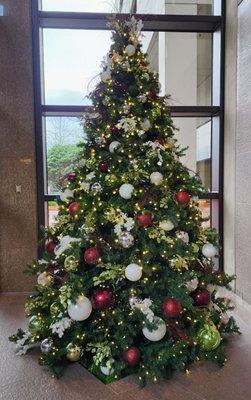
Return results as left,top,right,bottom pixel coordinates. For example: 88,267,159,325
197,322,221,351
28,315,46,335
64,255,78,272
66,343,82,362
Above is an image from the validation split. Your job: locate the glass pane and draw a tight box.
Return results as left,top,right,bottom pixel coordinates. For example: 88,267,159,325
41,0,119,12
45,201,59,227
172,117,211,190
42,29,112,105
43,116,85,194
143,32,212,106
42,29,212,107
136,0,213,15
198,199,211,229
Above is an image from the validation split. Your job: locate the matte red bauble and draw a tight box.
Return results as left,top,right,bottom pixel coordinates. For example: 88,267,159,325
67,172,76,182
84,246,101,264
111,125,119,135
150,90,158,99
68,202,79,216
191,289,211,306
123,346,140,367
163,298,182,318
175,191,190,204
99,161,108,173
116,82,126,92
91,288,115,310
136,213,153,228
45,240,56,254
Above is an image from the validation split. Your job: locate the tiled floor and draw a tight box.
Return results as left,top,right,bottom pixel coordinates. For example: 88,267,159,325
1,295,251,400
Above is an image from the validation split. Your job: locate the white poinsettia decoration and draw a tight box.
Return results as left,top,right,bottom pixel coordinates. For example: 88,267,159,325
54,235,81,257
114,211,134,237
50,316,72,338
116,117,137,132
125,16,143,43
129,297,154,322
15,331,35,356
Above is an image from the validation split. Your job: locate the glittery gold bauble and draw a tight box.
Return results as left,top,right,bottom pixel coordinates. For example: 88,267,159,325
64,255,78,272
50,302,60,318
197,322,221,351
28,315,46,335
66,343,82,362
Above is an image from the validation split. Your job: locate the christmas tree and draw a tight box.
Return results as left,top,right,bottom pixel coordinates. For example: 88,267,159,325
10,17,239,384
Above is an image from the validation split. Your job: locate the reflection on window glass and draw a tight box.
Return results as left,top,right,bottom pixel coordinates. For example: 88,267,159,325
172,117,211,190
142,32,212,106
198,199,211,229
42,29,111,105
45,201,59,227
44,116,85,194
41,0,118,12
136,0,213,15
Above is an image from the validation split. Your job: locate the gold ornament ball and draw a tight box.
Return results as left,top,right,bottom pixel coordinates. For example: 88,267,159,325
66,343,82,362
197,322,221,351
64,255,78,272
28,315,46,335
50,302,60,318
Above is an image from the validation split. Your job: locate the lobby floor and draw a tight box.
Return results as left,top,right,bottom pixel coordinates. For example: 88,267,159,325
1,295,251,400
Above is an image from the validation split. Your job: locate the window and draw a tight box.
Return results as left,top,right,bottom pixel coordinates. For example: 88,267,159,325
32,0,225,268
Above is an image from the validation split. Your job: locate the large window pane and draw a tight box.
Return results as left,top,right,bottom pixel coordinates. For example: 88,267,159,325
136,0,213,15
172,117,211,190
42,29,111,105
41,0,118,12
42,29,212,107
144,32,212,106
43,116,85,194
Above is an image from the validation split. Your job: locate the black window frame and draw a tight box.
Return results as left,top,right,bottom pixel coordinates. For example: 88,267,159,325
31,0,225,269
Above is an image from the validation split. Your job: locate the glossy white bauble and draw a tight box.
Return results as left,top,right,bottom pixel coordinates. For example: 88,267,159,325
67,296,92,321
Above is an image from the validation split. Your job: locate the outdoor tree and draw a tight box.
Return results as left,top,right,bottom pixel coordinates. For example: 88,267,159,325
10,17,239,384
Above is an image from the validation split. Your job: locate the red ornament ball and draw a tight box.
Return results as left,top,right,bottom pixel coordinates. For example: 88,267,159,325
116,82,126,92
163,298,182,318
91,288,115,310
111,125,119,136
175,191,190,204
123,346,140,367
84,246,101,264
136,213,153,228
99,161,108,173
67,172,76,182
191,289,211,306
68,202,79,216
45,240,56,254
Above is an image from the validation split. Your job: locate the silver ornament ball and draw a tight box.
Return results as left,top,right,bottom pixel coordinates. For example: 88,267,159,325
119,232,134,248
40,338,53,354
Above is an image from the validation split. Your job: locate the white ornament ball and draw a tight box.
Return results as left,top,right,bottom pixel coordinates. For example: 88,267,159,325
202,243,217,258
91,182,102,192
118,232,134,248
125,263,142,281
119,183,134,199
142,317,166,342
101,69,111,82
109,141,120,153
67,295,92,321
159,220,174,232
150,172,163,186
125,44,136,56
37,272,52,287
60,188,74,202
141,118,151,131
176,231,189,244
100,359,115,376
